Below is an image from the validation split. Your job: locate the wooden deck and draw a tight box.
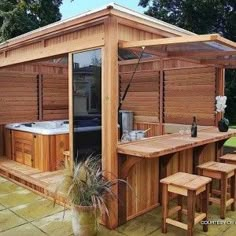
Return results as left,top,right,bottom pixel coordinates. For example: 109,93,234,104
0,156,65,203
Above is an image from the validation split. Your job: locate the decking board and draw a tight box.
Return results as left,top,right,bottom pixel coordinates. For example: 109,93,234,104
0,156,64,203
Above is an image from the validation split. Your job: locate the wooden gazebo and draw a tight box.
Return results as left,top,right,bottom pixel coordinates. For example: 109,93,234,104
0,3,236,229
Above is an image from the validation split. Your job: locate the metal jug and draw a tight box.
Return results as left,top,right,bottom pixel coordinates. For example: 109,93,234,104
119,110,133,137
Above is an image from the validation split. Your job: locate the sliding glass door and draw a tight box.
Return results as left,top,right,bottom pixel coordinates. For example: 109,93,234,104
72,49,102,162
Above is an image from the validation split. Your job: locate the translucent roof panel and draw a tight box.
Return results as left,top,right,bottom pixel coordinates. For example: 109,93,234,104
118,48,155,60
119,34,236,68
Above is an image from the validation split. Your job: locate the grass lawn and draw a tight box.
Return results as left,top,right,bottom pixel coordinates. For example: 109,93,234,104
224,126,236,147
224,137,236,147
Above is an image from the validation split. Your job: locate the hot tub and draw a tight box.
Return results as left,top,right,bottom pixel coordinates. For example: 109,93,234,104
5,119,101,135
5,119,101,171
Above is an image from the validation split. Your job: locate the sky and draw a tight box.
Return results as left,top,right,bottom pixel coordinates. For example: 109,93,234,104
60,0,146,20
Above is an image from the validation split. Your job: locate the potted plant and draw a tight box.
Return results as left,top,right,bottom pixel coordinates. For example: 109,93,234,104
55,155,120,236
216,95,229,132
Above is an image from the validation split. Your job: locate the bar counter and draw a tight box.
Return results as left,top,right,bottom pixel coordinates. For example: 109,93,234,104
117,127,236,158
117,127,236,225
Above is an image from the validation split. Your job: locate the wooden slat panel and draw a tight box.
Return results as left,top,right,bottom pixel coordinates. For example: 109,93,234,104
126,158,159,220
134,122,161,137
42,73,68,120
164,67,216,126
119,68,160,119
199,143,216,164
0,71,38,125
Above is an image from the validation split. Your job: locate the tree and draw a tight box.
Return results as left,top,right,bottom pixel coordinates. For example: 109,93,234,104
0,0,63,42
139,0,236,122
139,0,235,40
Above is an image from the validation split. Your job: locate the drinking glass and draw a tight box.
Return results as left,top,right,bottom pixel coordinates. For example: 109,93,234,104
179,129,184,136
185,128,191,135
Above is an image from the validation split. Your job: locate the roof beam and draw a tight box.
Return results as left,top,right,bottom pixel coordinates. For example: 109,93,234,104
225,65,236,69
216,35,236,49
201,59,236,66
168,50,236,58
119,34,221,49
131,47,168,58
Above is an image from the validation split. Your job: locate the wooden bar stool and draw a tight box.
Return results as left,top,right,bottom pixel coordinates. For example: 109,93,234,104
63,150,70,168
219,153,236,165
160,172,211,236
197,161,236,219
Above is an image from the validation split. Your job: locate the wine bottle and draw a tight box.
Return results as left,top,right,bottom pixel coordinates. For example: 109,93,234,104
191,116,197,137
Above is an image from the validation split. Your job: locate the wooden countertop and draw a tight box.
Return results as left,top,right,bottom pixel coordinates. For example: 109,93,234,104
117,127,236,158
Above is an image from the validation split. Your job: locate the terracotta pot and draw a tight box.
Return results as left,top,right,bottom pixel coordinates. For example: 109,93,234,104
72,205,98,236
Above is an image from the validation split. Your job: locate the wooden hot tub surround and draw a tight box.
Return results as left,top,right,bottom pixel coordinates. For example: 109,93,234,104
117,127,236,225
4,129,69,172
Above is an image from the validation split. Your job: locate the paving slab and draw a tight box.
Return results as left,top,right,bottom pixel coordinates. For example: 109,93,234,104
1,178,236,236
0,176,7,183
98,225,127,236
32,210,73,236
222,224,236,236
10,198,64,221
117,211,160,236
0,223,46,236
0,189,42,208
0,204,6,211
0,209,26,232
149,225,206,236
0,181,23,195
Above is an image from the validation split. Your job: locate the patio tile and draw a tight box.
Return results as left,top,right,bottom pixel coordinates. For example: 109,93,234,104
0,223,46,236
0,176,7,183
0,189,42,208
10,198,64,221
146,206,162,224
0,181,23,195
148,225,206,236
117,212,160,236
0,204,6,211
98,225,126,235
222,208,236,220
0,209,26,232
32,210,73,236
222,223,236,236
194,205,231,235
194,216,231,236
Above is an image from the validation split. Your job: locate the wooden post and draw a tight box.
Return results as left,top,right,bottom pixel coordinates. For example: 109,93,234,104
159,58,164,135
37,74,43,121
118,154,127,226
39,74,43,120
220,172,227,219
202,183,209,232
68,53,74,170
187,190,196,236
162,183,168,233
230,173,236,211
215,68,225,125
102,16,119,229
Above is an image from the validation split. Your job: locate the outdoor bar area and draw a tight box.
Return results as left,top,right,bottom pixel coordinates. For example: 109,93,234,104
115,32,236,234
0,3,236,234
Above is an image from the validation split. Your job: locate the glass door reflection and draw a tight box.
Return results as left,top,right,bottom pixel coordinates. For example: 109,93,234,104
72,49,101,162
